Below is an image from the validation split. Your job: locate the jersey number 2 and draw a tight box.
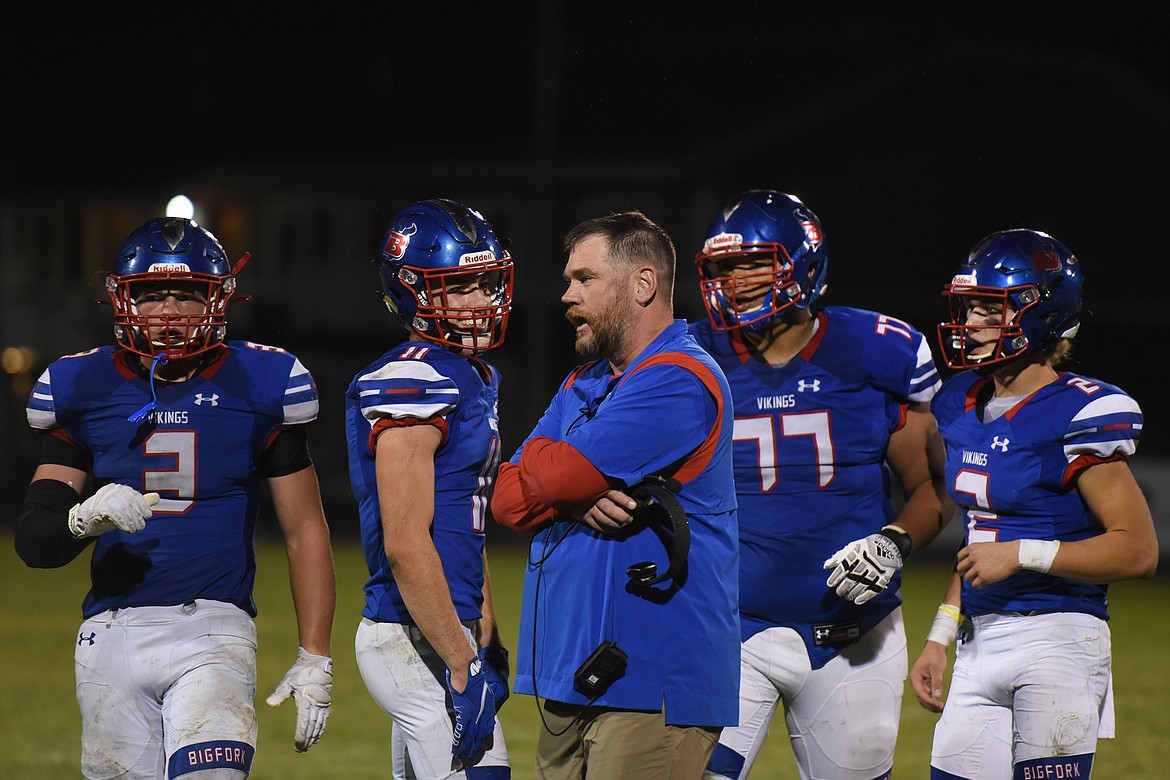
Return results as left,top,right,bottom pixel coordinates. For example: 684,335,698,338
954,469,999,542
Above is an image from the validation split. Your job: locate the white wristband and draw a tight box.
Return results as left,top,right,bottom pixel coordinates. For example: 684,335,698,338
1017,539,1060,574
925,604,962,647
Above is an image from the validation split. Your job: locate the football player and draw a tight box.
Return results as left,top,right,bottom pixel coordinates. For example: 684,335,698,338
692,191,950,780
14,217,337,778
347,198,513,778
910,229,1158,779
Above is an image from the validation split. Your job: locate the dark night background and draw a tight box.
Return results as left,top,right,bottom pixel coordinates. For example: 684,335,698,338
3,4,1169,544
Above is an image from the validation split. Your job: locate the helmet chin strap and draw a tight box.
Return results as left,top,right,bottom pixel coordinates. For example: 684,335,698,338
450,327,493,356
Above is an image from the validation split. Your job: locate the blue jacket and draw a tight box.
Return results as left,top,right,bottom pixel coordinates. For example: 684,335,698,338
493,320,740,726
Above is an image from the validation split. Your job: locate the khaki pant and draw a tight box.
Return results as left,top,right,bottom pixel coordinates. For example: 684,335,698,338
535,701,721,780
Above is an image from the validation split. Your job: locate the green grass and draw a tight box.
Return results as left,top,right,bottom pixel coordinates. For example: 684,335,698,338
1,531,1166,779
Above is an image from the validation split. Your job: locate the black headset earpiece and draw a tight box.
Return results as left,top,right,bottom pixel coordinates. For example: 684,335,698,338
624,475,688,588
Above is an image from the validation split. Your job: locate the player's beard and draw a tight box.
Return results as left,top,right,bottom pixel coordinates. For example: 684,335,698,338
567,297,628,360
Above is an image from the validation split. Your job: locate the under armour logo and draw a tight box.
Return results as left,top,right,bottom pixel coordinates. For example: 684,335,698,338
194,393,219,406
78,632,96,646
991,436,1010,452
797,379,821,393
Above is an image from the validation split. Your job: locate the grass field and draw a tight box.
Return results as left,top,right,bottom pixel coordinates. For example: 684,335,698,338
1,530,1166,779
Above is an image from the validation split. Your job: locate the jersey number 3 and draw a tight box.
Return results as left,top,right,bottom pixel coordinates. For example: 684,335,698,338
143,430,197,513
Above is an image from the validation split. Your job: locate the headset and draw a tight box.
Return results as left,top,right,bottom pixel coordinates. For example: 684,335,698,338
623,475,689,588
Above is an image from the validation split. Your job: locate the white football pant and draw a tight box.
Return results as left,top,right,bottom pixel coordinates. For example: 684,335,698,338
75,600,257,779
706,608,906,780
355,618,509,779
930,611,1113,779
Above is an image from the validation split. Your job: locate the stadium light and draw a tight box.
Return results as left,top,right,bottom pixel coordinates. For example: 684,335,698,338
1,345,37,374
166,194,195,219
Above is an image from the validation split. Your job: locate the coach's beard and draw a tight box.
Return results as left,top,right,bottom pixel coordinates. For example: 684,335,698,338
566,305,626,360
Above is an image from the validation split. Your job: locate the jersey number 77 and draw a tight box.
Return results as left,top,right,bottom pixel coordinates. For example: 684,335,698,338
733,411,835,491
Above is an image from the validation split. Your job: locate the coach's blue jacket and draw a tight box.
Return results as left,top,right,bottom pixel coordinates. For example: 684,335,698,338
493,320,740,726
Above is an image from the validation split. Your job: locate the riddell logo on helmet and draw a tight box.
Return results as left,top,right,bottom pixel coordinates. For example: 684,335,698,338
952,274,978,286
459,250,497,265
385,223,417,260
704,233,744,253
147,263,192,273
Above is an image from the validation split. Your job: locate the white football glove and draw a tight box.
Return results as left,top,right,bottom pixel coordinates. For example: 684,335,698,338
67,483,160,538
266,648,333,752
823,525,910,605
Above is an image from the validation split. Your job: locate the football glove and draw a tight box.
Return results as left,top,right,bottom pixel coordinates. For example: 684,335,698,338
478,645,510,712
266,648,333,752
67,484,160,538
446,655,496,762
823,525,910,605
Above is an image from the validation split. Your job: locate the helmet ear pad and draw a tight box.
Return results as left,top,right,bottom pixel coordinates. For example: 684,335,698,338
696,190,828,332
376,199,514,355
107,218,241,360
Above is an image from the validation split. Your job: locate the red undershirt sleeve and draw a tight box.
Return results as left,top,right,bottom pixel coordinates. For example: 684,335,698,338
491,436,611,532
491,462,557,532
369,416,450,454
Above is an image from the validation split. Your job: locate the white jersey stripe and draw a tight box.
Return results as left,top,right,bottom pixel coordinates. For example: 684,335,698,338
27,409,57,429
1064,437,1137,461
359,360,449,384
1071,393,1142,421
364,401,455,421
283,399,319,425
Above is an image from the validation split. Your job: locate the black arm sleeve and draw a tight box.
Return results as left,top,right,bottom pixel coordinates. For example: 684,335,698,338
14,479,91,569
40,430,94,471
256,426,314,478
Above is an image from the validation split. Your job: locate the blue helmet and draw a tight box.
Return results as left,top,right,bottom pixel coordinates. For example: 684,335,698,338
695,190,828,332
106,217,246,359
938,228,1084,370
377,198,513,354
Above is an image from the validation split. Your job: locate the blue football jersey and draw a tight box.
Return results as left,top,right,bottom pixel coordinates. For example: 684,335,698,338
932,370,1143,619
26,343,320,618
345,342,501,624
691,306,941,667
